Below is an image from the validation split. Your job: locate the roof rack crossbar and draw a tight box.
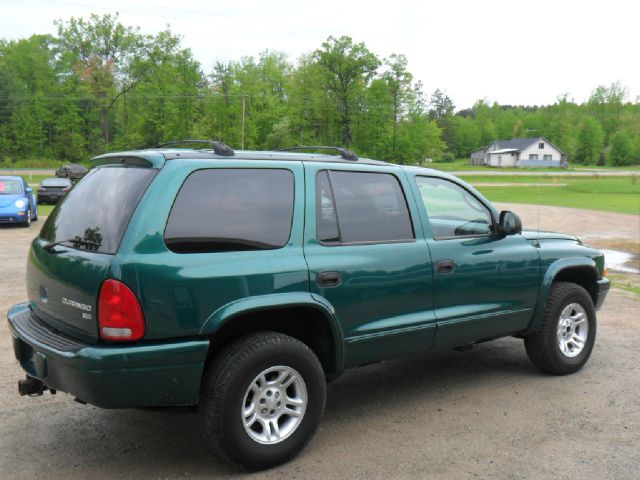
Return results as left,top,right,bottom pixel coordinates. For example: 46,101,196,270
151,139,234,157
279,146,358,161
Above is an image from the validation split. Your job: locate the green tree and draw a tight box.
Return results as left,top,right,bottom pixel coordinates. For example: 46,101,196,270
0,35,58,160
55,13,144,149
125,29,202,146
314,36,380,146
607,130,636,166
575,116,604,164
427,89,455,121
450,116,481,156
588,82,628,140
383,54,412,156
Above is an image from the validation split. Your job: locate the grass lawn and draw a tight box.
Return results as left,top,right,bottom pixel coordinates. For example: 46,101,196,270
609,274,640,297
36,203,56,216
471,175,640,215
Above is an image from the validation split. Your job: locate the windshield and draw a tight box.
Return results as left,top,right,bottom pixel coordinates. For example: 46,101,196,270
40,166,157,254
0,179,23,194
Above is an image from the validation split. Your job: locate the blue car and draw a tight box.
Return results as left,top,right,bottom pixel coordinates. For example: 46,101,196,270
0,176,38,226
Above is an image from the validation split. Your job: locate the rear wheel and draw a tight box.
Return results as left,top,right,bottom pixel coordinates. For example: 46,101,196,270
200,332,326,470
524,282,596,375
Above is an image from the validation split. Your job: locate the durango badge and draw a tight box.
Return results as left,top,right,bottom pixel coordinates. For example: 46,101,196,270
61,297,92,312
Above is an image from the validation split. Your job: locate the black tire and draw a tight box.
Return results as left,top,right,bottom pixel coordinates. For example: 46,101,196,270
199,332,326,470
525,282,596,375
22,208,32,227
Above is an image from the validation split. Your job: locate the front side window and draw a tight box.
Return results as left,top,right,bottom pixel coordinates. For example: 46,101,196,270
416,176,493,239
316,170,414,244
165,169,294,253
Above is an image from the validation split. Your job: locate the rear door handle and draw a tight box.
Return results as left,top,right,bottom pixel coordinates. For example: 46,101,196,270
436,260,456,274
317,271,341,287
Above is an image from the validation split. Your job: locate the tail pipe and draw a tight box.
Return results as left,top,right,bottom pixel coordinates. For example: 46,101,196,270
18,376,48,396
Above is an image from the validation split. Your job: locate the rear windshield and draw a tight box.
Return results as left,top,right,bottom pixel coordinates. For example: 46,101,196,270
41,178,70,187
40,167,156,254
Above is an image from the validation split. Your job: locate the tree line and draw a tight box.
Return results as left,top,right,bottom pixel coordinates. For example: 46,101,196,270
1,13,639,166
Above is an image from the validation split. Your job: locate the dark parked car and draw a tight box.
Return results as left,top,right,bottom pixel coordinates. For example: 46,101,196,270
8,141,609,469
37,177,72,204
55,163,87,180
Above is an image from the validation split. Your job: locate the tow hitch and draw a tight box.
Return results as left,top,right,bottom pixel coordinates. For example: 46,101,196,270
17,376,52,397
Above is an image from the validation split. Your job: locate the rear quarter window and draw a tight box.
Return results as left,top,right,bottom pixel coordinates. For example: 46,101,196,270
164,168,295,253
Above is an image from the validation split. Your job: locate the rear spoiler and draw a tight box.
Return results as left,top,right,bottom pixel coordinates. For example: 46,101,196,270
90,152,166,169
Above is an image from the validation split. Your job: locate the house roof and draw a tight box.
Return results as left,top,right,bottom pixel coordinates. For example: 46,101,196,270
492,137,539,150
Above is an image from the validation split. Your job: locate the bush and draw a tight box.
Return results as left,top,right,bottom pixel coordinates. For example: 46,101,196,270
437,152,456,163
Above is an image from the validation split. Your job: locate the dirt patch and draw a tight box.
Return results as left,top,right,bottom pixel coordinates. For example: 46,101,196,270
496,202,640,251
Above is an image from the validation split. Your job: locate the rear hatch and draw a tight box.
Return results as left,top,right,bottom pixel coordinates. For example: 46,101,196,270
27,165,157,343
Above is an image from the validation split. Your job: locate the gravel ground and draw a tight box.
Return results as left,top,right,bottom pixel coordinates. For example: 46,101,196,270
1,206,639,480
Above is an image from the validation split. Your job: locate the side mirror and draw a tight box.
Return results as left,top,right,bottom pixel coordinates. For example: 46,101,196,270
499,210,522,235
25,187,33,193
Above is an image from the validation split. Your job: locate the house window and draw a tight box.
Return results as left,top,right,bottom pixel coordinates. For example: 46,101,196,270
543,154,552,161
538,142,544,149
529,154,538,160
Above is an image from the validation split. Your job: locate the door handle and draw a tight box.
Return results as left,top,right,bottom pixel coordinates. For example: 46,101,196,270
436,260,456,274
317,271,341,287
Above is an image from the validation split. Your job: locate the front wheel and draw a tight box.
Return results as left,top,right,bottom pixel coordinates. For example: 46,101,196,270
199,332,326,470
22,208,32,227
524,282,596,375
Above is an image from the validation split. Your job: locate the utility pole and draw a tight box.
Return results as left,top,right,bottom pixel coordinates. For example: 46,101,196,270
242,95,247,150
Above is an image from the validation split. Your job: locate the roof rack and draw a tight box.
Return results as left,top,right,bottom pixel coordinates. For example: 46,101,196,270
279,146,358,161
151,139,235,157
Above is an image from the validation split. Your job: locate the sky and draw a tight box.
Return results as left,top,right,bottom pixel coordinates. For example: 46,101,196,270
1,0,639,110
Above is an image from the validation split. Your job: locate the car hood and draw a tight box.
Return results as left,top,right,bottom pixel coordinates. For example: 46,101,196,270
0,194,25,208
521,229,579,242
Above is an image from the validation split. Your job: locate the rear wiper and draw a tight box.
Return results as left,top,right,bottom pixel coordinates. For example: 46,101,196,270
44,238,101,253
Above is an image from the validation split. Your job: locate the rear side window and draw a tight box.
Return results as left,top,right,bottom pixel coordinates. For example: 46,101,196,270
40,167,157,254
165,169,294,253
316,170,414,245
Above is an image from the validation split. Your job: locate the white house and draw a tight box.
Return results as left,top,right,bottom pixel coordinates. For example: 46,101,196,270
470,137,567,168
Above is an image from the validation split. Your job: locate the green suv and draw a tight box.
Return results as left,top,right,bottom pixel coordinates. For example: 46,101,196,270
8,141,610,469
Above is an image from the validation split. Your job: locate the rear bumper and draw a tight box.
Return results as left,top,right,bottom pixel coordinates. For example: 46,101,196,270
595,277,610,310
8,302,209,409
37,193,64,203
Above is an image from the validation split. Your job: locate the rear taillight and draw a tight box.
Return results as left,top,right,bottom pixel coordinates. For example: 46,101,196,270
62,187,70,192
98,279,145,341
